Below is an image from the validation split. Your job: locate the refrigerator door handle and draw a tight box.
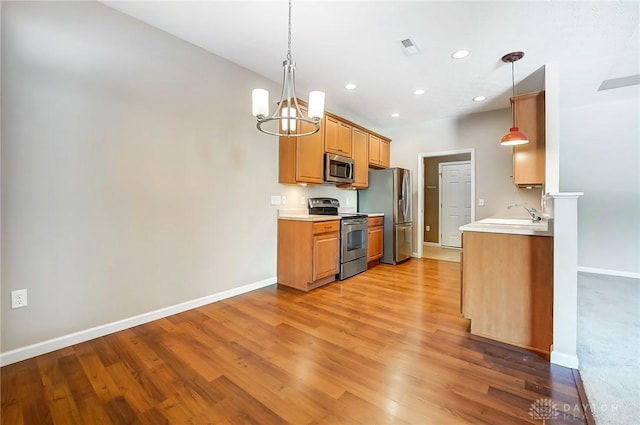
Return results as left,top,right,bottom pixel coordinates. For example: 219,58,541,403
401,172,410,222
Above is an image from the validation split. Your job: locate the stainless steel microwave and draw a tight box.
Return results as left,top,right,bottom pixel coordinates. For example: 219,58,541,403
324,153,354,184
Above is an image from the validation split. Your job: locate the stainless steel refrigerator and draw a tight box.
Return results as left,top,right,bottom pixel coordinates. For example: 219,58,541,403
358,168,412,264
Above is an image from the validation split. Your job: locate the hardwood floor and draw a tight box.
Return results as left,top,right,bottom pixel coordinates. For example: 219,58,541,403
2,258,587,424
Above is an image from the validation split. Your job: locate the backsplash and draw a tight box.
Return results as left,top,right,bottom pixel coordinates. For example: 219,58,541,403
276,184,357,212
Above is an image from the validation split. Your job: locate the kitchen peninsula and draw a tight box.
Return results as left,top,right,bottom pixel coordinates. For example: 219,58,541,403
460,217,554,355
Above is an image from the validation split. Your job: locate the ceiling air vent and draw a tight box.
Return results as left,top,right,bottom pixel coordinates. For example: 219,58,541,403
399,37,420,56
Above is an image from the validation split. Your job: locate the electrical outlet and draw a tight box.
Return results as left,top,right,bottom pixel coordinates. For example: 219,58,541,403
426,225,430,232
300,196,306,205
281,196,287,205
11,289,28,309
478,198,485,207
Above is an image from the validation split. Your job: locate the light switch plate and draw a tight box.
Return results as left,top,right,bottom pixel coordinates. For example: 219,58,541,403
271,196,281,205
478,198,485,207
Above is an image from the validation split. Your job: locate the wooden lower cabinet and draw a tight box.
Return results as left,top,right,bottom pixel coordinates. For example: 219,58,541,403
461,231,553,356
313,232,340,281
367,216,384,265
278,219,339,291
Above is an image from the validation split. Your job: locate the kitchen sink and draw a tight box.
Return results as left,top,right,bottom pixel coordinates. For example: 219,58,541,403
477,217,543,226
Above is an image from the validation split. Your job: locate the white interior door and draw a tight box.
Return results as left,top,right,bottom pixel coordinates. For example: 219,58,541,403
439,161,472,248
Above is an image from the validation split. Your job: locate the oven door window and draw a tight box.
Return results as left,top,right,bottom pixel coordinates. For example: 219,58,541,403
347,229,366,251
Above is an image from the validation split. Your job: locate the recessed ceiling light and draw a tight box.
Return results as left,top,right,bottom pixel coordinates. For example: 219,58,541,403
345,83,357,90
413,89,425,95
472,96,487,102
390,113,400,118
451,49,470,59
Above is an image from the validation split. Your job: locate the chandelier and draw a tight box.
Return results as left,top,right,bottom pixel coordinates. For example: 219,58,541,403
251,0,325,137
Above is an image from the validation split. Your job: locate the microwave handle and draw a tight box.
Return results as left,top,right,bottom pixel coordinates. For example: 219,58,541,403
347,163,353,179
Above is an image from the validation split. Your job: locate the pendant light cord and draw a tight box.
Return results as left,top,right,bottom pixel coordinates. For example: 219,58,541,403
287,0,292,61
511,60,517,126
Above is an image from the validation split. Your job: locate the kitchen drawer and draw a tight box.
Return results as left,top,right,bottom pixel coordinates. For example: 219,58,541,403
313,220,340,234
368,216,383,227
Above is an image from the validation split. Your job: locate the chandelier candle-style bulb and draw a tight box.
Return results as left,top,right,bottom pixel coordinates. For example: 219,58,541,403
308,91,325,119
252,89,269,118
251,0,325,137
281,107,296,132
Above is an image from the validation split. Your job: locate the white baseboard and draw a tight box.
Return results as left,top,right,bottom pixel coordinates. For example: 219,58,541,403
577,266,640,280
551,348,579,369
0,277,276,367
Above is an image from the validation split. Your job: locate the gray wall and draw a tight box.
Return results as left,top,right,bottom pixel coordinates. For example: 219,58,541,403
560,92,640,274
1,1,356,354
0,1,280,352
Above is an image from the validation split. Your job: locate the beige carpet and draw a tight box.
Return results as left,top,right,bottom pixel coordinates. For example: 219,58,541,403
577,272,640,425
422,245,461,262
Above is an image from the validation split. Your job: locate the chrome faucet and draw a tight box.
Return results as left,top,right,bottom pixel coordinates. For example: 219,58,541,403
507,204,542,222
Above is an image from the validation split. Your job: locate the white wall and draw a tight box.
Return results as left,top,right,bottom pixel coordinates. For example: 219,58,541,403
560,90,640,274
387,108,542,248
0,1,351,355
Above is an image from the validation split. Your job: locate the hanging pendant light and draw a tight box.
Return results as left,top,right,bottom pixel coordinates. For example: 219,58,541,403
500,51,529,146
251,0,325,137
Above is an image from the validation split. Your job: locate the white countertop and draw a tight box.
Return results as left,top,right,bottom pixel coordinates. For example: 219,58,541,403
460,217,554,236
278,210,384,221
278,212,340,222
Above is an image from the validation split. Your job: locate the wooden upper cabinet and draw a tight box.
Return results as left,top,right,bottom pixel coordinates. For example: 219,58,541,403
379,140,390,168
512,91,545,187
369,134,390,168
324,115,352,157
351,127,369,188
279,105,324,185
278,100,391,184
338,121,352,157
368,134,380,166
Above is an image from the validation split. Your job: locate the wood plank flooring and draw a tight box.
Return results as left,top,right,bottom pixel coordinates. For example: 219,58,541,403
1,258,587,424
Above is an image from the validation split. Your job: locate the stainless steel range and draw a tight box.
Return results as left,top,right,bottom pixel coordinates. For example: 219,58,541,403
308,198,368,280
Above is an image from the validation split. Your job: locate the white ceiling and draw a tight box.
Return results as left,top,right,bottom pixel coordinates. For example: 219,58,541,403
103,1,639,131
